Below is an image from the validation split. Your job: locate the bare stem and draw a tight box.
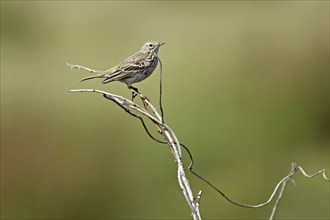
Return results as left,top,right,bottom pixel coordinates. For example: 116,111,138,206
67,88,329,220
67,62,328,220
67,88,202,219
66,63,104,74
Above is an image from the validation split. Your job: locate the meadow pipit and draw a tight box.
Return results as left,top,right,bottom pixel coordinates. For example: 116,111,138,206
80,41,165,100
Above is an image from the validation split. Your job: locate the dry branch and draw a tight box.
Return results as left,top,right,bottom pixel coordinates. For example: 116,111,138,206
67,88,202,219
67,64,328,220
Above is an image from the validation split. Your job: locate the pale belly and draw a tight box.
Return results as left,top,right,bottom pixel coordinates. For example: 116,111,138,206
121,68,154,85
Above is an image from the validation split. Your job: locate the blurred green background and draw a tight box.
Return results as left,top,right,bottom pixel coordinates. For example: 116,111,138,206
1,1,329,219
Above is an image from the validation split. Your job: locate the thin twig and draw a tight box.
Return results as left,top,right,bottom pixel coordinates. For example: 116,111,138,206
296,165,329,181
68,64,329,219
269,174,291,220
66,63,104,74
195,190,203,219
67,87,330,218
67,88,201,219
158,58,165,123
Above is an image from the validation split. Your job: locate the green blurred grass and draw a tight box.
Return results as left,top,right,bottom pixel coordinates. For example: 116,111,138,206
1,1,329,219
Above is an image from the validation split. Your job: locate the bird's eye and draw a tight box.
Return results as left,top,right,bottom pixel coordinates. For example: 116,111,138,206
148,44,153,48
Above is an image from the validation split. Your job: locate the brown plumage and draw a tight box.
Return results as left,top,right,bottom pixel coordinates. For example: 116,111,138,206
80,41,165,88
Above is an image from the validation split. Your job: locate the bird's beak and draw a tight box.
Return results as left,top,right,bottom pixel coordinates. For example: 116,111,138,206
158,42,165,46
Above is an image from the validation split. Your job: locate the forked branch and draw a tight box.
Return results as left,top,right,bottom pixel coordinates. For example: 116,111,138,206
67,64,328,220
67,88,202,220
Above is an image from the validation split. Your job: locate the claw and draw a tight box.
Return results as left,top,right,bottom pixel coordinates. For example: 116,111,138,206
141,95,149,109
128,85,149,109
131,91,138,101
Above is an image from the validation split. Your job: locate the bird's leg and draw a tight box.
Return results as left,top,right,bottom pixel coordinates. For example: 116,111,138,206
128,86,139,101
128,86,149,109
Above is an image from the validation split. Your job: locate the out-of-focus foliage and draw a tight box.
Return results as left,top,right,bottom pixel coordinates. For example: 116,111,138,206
1,1,328,219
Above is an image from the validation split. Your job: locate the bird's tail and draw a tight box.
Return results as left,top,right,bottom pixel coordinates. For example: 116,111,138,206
80,73,104,82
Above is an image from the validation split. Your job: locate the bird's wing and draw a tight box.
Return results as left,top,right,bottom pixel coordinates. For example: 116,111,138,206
102,62,145,84
123,51,146,63
102,52,148,83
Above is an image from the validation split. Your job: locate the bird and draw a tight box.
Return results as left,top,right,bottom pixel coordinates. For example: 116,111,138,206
80,41,165,97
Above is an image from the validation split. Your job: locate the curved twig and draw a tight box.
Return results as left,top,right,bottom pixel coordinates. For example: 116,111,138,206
158,58,165,123
67,88,201,219
68,63,329,220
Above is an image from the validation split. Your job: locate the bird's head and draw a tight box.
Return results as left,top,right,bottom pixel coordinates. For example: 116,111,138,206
142,41,165,53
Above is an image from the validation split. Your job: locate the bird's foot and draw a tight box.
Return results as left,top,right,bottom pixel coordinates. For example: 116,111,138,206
129,86,149,109
140,95,150,109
